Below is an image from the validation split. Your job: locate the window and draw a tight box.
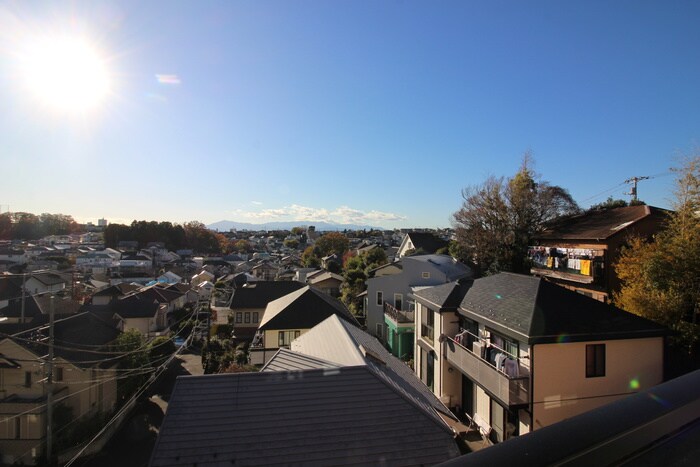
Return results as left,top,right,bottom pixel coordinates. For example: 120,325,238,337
376,291,383,306
394,293,403,310
427,350,434,390
422,272,430,279
420,349,435,390
244,312,251,323
252,312,259,323
14,417,20,440
55,367,63,382
586,344,606,378
421,307,435,342
235,312,242,324
376,323,384,339
278,330,300,347
24,371,31,388
489,330,519,358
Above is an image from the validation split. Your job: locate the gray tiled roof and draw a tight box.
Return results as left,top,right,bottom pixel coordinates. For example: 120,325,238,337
289,315,457,425
458,273,668,344
405,232,448,254
405,255,473,281
536,205,669,241
412,279,473,311
150,367,460,467
12,312,120,367
230,281,305,309
259,286,359,330
341,319,457,423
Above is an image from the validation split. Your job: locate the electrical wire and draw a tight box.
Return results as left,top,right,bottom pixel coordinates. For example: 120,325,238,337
2,307,200,364
580,171,673,205
64,338,186,466
3,329,194,464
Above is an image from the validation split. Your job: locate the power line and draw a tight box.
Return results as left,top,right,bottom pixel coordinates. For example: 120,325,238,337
581,171,673,205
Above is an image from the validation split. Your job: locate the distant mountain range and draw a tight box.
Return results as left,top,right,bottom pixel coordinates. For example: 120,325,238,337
207,220,384,232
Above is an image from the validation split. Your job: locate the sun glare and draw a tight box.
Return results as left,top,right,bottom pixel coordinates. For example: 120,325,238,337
20,36,110,114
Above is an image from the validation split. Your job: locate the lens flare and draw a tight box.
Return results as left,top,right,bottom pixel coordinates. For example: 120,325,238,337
20,35,110,113
629,377,640,390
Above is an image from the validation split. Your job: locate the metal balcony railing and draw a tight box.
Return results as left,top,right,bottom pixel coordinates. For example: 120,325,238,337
444,337,529,407
383,302,414,324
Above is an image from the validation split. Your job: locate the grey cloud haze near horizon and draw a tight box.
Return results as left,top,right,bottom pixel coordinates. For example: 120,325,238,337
231,204,407,225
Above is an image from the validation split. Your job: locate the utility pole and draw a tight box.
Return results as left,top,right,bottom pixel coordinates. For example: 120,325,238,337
624,176,650,202
20,273,26,324
46,295,55,465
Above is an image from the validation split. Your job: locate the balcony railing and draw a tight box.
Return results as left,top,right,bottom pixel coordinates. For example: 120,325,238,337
530,266,595,284
384,302,414,324
421,323,434,343
444,337,529,407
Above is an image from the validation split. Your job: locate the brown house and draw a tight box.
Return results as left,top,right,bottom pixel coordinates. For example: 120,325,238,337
529,205,669,302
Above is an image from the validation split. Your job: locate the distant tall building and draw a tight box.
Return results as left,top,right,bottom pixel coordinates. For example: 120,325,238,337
98,218,108,227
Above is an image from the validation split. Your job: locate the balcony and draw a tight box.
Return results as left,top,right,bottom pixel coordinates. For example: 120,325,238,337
444,337,529,408
530,266,594,284
384,302,414,325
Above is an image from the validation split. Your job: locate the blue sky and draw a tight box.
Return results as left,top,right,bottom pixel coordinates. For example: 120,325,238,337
1,1,698,229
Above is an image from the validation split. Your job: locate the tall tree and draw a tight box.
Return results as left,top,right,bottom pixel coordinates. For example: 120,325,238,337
615,155,700,357
0,213,11,240
314,232,350,257
452,155,579,275
340,248,388,317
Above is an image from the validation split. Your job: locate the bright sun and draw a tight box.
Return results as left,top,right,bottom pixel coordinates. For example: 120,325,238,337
20,36,110,114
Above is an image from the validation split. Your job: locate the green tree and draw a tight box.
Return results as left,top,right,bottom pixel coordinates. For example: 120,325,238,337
314,232,350,257
301,245,321,268
363,246,387,269
589,197,629,211
39,213,79,236
340,248,388,317
615,155,700,360
233,239,253,253
0,213,11,240
184,221,222,254
111,329,149,403
283,238,300,249
148,336,176,363
11,212,41,239
452,155,579,275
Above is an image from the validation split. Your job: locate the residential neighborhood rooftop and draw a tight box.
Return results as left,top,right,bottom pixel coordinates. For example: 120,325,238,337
150,366,461,467
537,205,669,241
450,272,669,344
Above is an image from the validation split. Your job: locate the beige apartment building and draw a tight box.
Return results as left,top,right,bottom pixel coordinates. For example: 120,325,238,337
412,273,667,443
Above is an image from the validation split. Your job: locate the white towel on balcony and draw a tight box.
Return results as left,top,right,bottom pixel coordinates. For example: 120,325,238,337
472,341,484,358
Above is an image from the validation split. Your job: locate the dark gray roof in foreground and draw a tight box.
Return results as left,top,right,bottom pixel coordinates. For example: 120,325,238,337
458,273,668,344
150,367,460,467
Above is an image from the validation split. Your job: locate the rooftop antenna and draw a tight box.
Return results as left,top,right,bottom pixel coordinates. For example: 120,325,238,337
624,176,650,202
